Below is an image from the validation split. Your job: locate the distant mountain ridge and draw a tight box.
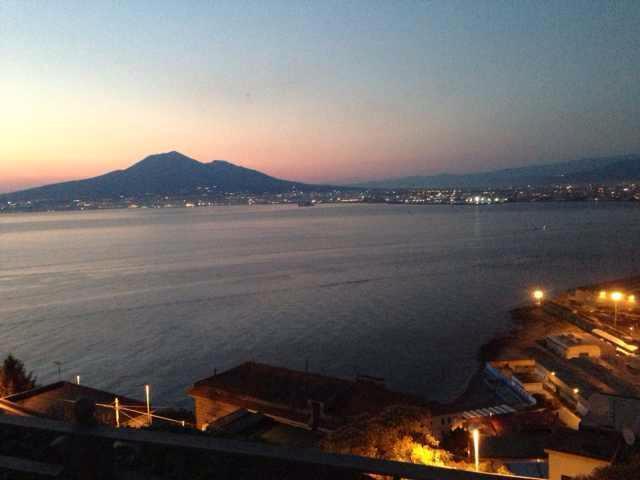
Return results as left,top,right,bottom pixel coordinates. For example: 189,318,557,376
359,155,640,189
1,151,328,202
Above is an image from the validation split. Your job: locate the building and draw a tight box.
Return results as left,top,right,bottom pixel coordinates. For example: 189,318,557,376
2,381,148,427
206,408,323,448
429,403,518,440
545,333,601,360
481,432,549,478
187,362,424,431
583,392,640,432
545,427,621,480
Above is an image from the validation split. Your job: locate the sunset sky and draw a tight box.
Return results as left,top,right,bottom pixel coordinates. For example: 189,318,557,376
2,1,639,191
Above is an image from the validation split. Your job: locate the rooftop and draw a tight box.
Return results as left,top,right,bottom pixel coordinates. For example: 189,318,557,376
546,332,599,348
482,432,550,460
188,362,423,418
545,427,622,461
3,381,146,425
6,381,143,406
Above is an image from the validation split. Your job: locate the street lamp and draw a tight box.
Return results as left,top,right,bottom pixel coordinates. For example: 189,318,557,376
611,291,623,329
533,289,545,306
145,384,152,425
472,429,480,472
599,290,608,301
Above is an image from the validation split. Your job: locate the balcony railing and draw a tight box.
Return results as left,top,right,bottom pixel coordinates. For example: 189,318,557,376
0,413,537,479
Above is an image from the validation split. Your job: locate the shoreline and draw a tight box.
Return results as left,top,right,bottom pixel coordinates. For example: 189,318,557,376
445,274,640,410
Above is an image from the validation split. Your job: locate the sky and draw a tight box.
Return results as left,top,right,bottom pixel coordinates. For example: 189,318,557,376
1,1,639,191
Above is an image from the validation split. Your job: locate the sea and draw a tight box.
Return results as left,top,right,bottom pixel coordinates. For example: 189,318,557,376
1,202,639,407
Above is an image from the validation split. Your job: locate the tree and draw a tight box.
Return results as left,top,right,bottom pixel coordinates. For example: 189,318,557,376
320,405,452,466
0,354,36,397
577,452,640,480
320,405,510,474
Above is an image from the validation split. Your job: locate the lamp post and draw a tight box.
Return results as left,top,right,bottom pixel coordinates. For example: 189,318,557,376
115,397,120,428
611,291,623,329
472,429,480,472
145,384,152,426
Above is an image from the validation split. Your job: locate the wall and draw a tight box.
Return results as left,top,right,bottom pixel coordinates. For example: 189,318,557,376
193,397,241,430
546,450,609,480
587,392,640,431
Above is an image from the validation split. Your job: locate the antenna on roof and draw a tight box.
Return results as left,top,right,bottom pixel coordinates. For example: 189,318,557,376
53,361,62,381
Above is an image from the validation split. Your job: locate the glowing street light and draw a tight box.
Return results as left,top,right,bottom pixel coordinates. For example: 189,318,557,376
472,429,480,472
629,295,636,305
115,397,120,428
145,384,152,426
573,388,580,395
611,291,623,329
599,290,608,300
533,289,545,306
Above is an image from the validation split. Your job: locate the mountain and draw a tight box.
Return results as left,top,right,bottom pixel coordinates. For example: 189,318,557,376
359,155,640,189
1,152,327,202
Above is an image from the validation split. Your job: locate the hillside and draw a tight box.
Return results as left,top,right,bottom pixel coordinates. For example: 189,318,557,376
1,152,326,202
359,155,640,189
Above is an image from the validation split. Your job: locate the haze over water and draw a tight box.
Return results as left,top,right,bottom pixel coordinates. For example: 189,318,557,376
1,203,639,406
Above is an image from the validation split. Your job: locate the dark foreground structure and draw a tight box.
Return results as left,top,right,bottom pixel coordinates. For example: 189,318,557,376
0,412,535,480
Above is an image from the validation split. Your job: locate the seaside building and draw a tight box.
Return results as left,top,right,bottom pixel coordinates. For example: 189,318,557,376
545,427,621,480
485,359,588,429
1,381,148,427
187,361,423,431
429,403,518,441
583,392,640,433
480,432,549,478
544,333,601,360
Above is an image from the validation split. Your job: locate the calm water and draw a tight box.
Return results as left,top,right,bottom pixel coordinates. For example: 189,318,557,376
1,203,639,407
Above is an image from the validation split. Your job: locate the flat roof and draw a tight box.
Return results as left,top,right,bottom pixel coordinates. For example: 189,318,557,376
188,362,424,417
545,427,621,461
482,432,550,460
546,332,599,348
